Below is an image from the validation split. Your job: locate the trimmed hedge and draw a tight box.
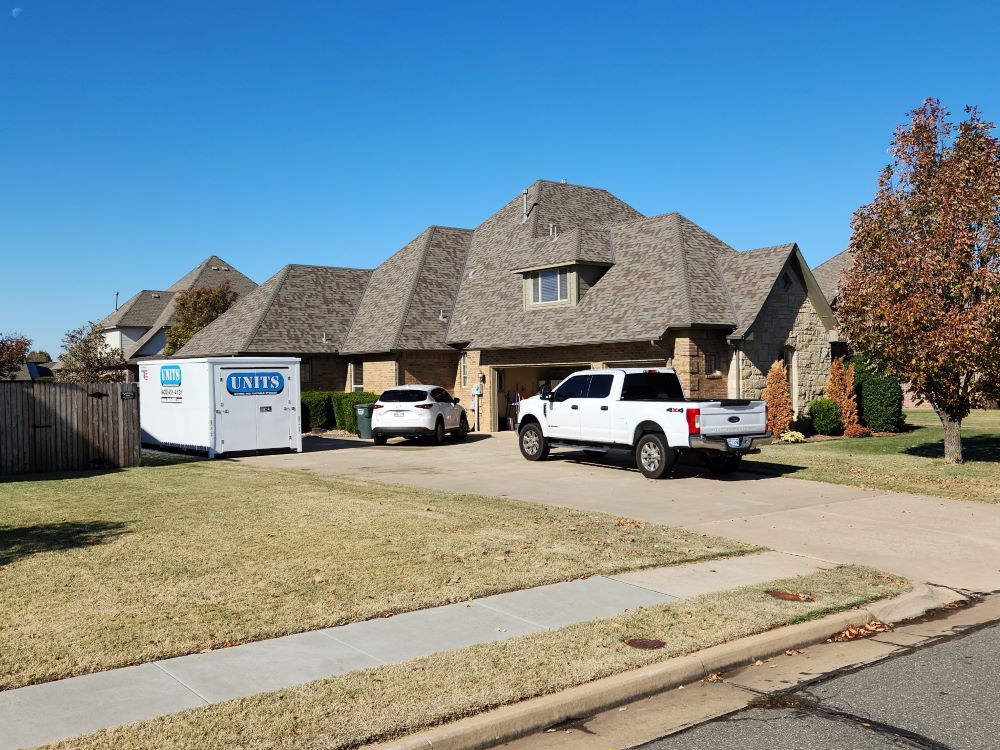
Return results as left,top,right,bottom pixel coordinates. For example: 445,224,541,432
332,391,379,434
809,397,842,436
849,356,905,433
300,390,335,431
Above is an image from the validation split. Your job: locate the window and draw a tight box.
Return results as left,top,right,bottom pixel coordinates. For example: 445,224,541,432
553,375,590,400
621,372,685,401
300,357,312,384
379,389,427,403
433,388,454,404
586,374,614,399
706,352,721,376
460,353,468,388
530,268,569,304
781,272,793,291
352,362,364,392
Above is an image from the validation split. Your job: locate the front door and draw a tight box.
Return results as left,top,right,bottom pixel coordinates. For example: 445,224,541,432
546,374,590,440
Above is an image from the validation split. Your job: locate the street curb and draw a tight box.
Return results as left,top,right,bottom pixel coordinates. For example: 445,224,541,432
367,589,962,750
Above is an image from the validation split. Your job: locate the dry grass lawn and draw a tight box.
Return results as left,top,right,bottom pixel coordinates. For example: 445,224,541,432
0,460,757,690
44,566,907,750
744,409,1000,503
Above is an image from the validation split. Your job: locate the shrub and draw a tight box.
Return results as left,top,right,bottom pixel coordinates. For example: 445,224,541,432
826,357,859,429
332,391,379,434
777,430,806,443
849,356,905,433
300,391,335,431
762,360,793,438
809,398,842,436
844,423,873,438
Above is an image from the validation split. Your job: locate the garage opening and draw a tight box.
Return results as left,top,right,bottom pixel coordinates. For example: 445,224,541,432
492,364,590,431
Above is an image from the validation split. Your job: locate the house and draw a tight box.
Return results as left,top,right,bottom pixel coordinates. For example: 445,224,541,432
10,361,54,381
176,181,839,430
98,256,257,361
813,249,853,306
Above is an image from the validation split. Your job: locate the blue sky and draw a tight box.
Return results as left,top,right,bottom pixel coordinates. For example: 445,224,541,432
3,1,999,355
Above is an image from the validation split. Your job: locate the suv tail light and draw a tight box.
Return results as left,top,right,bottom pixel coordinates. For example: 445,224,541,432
416,403,434,410
371,404,383,409
686,408,701,435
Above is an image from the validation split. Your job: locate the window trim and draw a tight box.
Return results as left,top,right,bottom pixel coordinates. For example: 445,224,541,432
529,268,570,305
351,362,364,392
705,352,722,377
460,352,468,388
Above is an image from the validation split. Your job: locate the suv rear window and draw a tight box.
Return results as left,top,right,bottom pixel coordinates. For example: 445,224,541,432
379,389,428,403
620,372,685,401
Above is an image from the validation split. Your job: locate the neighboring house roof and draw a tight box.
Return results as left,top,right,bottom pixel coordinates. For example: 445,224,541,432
166,255,257,295
340,226,474,354
99,290,174,329
175,265,371,357
813,249,853,304
10,362,53,381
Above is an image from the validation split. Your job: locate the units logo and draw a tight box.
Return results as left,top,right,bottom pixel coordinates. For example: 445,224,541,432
160,365,182,387
226,371,285,396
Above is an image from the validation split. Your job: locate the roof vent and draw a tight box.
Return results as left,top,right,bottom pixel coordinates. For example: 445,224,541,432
521,189,529,224
437,308,449,322
560,179,567,184
211,266,221,271
151,293,161,299
549,222,558,240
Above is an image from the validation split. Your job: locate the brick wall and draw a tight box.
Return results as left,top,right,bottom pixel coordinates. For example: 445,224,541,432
304,354,349,392
399,351,461,388
356,356,398,395
671,329,729,399
738,262,831,413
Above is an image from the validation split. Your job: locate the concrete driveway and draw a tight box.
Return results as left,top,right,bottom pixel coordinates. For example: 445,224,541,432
238,433,1000,593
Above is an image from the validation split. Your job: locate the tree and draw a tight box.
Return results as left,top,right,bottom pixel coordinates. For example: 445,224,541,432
840,99,1000,463
0,332,31,380
164,282,238,357
826,357,859,432
762,360,793,438
56,322,126,383
26,350,52,363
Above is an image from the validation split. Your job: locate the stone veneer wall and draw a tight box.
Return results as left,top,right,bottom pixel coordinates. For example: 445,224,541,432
738,262,831,412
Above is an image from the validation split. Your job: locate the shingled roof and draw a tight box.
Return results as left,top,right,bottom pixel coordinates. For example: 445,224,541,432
99,290,174,329
166,255,257,296
341,226,473,354
175,265,371,357
813,249,853,304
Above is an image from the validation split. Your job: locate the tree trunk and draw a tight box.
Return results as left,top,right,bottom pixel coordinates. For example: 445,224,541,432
936,410,963,464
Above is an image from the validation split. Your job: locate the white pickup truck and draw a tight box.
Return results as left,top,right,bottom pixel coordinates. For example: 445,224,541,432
515,368,771,479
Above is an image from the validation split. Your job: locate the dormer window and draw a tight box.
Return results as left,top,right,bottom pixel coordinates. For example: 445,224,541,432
530,268,569,304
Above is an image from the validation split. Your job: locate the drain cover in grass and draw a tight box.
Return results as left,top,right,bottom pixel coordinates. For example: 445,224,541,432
624,638,666,650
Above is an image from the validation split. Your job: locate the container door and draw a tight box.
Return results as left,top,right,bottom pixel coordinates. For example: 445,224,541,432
217,366,295,452
215,376,258,453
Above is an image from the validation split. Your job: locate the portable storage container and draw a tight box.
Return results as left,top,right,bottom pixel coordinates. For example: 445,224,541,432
138,357,302,457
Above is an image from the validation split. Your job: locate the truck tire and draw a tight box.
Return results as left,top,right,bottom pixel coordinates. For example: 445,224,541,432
705,453,742,475
635,433,674,479
518,423,549,461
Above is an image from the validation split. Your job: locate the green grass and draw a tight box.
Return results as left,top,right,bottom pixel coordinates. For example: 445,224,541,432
744,409,1000,503
0,461,758,690
43,566,906,750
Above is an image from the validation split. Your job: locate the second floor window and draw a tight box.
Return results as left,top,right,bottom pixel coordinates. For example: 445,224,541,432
531,268,569,304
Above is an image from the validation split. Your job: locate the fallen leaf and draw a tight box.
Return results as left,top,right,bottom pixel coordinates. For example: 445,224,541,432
767,590,816,602
751,659,767,666
312,575,327,584
494,555,507,562
704,672,723,682
784,649,803,656
829,620,892,642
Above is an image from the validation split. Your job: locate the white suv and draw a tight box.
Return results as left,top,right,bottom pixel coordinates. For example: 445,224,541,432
371,385,469,445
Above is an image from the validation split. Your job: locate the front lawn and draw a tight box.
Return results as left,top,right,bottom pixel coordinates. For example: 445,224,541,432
44,566,907,750
0,461,757,690
744,409,1000,503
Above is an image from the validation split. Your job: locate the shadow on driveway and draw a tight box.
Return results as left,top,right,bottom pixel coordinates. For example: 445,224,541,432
301,434,493,453
550,449,807,481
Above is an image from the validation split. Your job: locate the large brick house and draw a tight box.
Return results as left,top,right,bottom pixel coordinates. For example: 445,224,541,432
178,181,839,430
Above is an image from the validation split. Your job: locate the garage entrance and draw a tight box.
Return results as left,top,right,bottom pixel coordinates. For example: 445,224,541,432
492,364,590,431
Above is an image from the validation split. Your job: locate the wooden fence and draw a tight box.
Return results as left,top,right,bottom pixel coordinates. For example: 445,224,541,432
0,382,140,475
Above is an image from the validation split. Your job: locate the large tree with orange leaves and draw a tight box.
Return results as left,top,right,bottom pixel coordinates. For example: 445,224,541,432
840,99,1000,463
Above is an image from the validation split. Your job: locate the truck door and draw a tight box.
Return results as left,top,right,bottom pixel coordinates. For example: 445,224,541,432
578,373,615,442
546,374,590,440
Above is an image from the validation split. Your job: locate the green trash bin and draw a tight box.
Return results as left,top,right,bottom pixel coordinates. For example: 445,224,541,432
355,403,376,439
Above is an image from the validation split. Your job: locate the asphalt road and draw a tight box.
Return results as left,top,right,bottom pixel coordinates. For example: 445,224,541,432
641,621,1000,750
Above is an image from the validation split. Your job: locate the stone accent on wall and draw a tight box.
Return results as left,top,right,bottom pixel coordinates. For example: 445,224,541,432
671,329,729,400
738,263,831,413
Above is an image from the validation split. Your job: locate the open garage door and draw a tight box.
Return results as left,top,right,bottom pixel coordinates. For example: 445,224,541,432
492,364,590,431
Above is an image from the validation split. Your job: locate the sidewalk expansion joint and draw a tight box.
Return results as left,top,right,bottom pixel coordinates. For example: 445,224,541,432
468,601,548,630
316,631,389,665
150,662,212,705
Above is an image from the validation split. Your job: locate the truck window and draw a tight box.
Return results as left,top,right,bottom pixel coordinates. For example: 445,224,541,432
620,372,685,401
553,375,590,400
586,374,614,398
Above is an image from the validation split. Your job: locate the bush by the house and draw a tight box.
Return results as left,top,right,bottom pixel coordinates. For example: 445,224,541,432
300,391,335,431
809,397,842,435
762,360,793,438
849,356,905,433
332,391,379,434
844,423,873,438
777,430,806,443
826,357,859,430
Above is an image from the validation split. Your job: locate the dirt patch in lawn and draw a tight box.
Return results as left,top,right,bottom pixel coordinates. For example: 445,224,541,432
43,566,907,750
0,461,758,690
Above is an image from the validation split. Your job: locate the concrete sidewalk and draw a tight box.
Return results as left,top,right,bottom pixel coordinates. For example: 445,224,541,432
0,551,829,750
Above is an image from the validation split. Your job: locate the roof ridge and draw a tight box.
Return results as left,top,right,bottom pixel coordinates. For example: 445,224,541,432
391,228,435,351
672,214,696,328
733,244,798,338
715,252,741,328
241,266,290,352
444,223,479,345
342,266,377,353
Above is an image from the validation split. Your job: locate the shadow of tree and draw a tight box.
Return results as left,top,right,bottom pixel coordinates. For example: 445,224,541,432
0,521,130,566
903,435,1000,463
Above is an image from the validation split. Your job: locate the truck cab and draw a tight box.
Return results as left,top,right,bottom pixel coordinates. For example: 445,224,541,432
515,368,771,478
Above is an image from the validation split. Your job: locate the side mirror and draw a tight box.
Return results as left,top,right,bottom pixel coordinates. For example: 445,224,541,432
539,385,551,400
453,397,460,404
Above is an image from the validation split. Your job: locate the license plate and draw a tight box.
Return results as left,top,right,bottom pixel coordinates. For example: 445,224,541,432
393,411,406,417
726,437,742,449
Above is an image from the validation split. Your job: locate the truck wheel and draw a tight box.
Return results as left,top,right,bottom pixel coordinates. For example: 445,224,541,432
519,423,549,461
705,453,742,475
635,433,674,479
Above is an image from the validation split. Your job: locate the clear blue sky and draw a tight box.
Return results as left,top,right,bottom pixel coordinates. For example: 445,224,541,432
3,1,999,355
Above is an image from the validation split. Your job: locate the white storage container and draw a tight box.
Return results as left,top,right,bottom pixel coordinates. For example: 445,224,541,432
138,357,303,457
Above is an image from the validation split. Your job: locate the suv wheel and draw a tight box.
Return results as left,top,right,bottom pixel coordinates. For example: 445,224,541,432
518,423,549,461
454,414,469,442
373,434,387,445
431,419,445,445
705,453,742,475
635,433,675,479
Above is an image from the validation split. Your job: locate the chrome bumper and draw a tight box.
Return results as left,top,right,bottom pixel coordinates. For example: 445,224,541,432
689,433,773,453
